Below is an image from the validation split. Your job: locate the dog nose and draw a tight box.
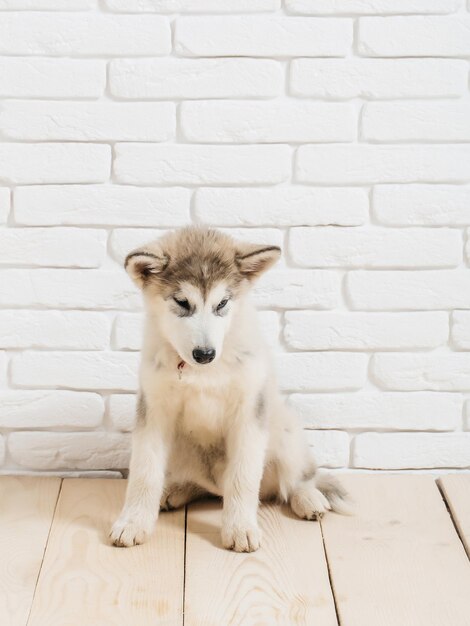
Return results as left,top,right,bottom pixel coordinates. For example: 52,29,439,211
192,347,216,364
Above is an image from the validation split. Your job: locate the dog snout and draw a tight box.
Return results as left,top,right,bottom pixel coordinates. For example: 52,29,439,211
192,347,216,364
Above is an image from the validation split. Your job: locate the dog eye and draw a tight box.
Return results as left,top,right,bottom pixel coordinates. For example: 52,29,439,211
217,298,229,311
173,297,190,311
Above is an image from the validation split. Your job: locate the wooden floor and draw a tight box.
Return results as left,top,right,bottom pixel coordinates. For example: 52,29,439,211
2,475,470,626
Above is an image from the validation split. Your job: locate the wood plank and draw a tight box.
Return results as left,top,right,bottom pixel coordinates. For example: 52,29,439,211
439,474,470,558
27,478,185,626
184,500,337,626
0,476,61,626
321,475,470,626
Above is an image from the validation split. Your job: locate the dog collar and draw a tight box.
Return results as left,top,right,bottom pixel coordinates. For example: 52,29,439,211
177,360,185,380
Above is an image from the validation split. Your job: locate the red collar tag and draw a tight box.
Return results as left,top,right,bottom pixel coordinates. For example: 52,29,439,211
177,360,185,379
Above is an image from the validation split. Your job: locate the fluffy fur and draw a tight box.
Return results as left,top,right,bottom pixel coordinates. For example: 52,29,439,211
110,226,348,552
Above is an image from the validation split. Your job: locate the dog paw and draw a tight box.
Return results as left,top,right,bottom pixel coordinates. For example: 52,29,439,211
109,517,154,547
221,523,261,553
290,487,331,521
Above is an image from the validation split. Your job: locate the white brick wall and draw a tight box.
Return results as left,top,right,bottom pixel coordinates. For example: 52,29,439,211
1,2,469,475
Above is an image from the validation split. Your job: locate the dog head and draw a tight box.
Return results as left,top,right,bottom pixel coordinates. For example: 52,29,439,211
125,227,281,366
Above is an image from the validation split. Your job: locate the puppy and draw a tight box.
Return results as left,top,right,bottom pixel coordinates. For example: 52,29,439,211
110,226,347,552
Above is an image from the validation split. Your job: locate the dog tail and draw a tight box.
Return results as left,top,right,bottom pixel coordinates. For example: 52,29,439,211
316,473,353,515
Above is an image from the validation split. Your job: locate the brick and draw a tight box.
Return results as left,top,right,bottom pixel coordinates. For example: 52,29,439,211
290,58,466,100
363,102,470,142
110,228,168,264
287,0,461,13
0,352,6,388
8,432,131,470
289,227,461,268
0,436,4,465
0,188,9,224
452,312,470,349
347,270,470,311
181,101,355,143
304,430,349,468
285,312,448,350
353,433,470,469
0,228,106,268
114,144,290,185
175,16,352,57
373,185,470,226
0,102,175,142
0,270,140,310
0,0,93,7
276,353,367,391
14,185,190,227
358,16,470,57
109,58,282,99
12,351,139,391
254,270,341,309
105,0,279,12
221,227,283,247
296,145,470,184
0,14,171,56
195,187,368,227
0,391,103,429
373,353,470,391
113,314,143,351
290,392,461,431
0,58,105,98
0,311,110,350
466,401,470,430
0,144,110,185
108,394,136,431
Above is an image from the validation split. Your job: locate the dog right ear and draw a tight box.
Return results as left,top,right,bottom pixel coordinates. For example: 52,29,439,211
124,248,169,288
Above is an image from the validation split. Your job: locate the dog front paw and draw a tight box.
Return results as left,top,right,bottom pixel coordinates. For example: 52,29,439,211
109,516,154,547
221,523,261,553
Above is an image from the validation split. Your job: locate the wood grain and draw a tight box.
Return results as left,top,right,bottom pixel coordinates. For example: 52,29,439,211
439,474,470,558
184,500,337,626
321,474,470,626
27,478,185,626
0,476,61,626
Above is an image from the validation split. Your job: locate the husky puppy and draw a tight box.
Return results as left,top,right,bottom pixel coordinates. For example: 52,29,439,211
110,226,347,552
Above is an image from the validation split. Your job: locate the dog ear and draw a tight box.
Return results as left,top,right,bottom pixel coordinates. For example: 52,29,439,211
235,243,281,281
125,248,169,288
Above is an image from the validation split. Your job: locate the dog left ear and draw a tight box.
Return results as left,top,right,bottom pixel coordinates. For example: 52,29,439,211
235,244,281,280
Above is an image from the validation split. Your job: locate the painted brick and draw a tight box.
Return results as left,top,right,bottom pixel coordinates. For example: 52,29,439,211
284,312,448,350
0,391,104,429
304,430,350,468
181,101,355,143
109,58,282,99
108,394,136,431
175,16,352,57
452,312,470,349
0,144,110,185
114,144,290,185
358,16,470,57
254,270,341,309
373,185,470,226
0,102,175,141
353,433,470,469
11,351,139,391
0,14,171,56
276,353,367,391
347,270,470,311
0,436,4,465
14,185,190,227
0,58,105,98
0,311,110,350
290,392,461,431
0,228,106,268
296,145,470,184
106,0,280,13
286,0,461,14
0,188,9,224
290,227,461,269
110,229,167,264
197,187,368,228
290,58,467,99
363,102,470,142
8,432,131,470
373,353,470,391
0,270,140,310
0,0,94,7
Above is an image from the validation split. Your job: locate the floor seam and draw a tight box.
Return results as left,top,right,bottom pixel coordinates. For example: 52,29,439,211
319,518,341,626
436,478,470,563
